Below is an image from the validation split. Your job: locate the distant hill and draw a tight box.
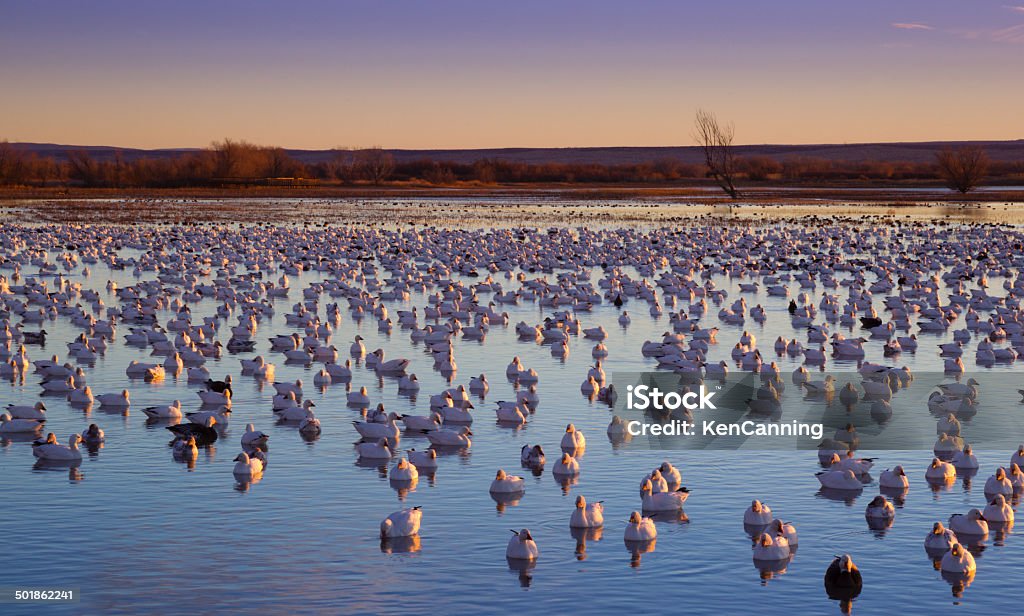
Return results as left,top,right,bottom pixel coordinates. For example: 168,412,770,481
8,140,1024,165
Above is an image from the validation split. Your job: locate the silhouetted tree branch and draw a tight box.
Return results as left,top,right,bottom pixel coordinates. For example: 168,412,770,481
694,109,739,198
936,146,989,194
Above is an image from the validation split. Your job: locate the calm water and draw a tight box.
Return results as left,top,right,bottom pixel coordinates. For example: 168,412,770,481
1,205,1023,614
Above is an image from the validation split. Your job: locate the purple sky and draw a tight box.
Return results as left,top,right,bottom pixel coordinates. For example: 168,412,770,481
1,0,1022,148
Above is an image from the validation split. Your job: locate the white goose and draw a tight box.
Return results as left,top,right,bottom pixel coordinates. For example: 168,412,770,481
407,448,438,470
0,413,44,433
391,458,419,482
560,423,586,450
752,532,790,561
640,478,689,510
380,507,422,538
142,400,182,419
940,544,976,574
569,495,604,528
743,500,773,526
490,469,525,493
232,452,263,478
506,529,539,561
241,423,269,448
424,426,471,447
6,401,46,420
624,511,657,541
879,466,909,489
924,522,958,551
97,390,130,408
32,433,82,461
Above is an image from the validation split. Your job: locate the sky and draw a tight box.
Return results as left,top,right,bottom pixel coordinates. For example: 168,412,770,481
1,0,1023,149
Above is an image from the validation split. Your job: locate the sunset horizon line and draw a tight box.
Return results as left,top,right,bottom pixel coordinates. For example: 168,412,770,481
8,136,1024,152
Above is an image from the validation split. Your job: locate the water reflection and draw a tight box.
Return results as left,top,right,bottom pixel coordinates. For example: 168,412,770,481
624,539,656,568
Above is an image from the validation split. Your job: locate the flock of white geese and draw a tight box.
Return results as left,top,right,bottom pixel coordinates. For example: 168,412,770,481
2,219,1024,609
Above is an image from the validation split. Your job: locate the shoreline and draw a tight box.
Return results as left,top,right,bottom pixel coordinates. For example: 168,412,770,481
2,183,1023,204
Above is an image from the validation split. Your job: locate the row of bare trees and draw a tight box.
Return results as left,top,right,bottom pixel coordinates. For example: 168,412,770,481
0,135,1006,191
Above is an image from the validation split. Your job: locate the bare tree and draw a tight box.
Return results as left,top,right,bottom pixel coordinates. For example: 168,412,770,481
265,147,298,178
211,138,249,178
0,140,22,185
66,150,102,187
693,109,739,198
354,147,395,185
936,146,989,194
329,148,357,184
